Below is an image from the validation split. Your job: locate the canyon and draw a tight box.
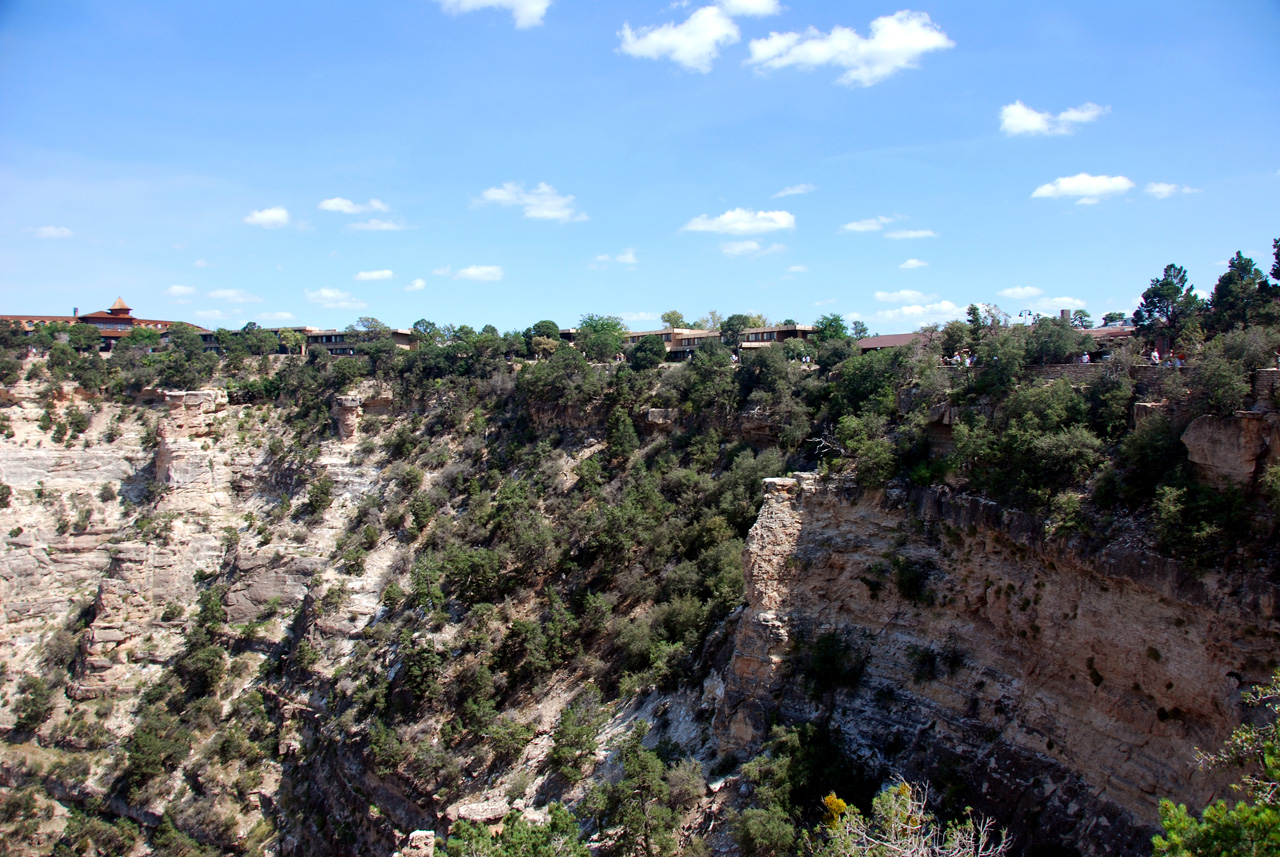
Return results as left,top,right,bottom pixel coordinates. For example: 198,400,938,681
0,370,1276,856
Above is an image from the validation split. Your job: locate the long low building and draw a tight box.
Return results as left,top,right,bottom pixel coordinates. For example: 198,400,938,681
857,319,1136,354
562,323,817,357
295,327,415,355
198,326,415,355
0,297,207,348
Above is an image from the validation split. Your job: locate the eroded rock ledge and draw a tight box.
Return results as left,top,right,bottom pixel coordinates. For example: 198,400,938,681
715,474,1280,857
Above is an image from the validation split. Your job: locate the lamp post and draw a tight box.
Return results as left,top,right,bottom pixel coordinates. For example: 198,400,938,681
1018,309,1033,325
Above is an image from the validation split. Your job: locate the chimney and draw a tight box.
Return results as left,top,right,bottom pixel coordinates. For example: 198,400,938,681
1060,309,1070,321
73,307,78,318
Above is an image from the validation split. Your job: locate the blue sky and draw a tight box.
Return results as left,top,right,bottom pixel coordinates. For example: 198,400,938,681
1,1,1277,334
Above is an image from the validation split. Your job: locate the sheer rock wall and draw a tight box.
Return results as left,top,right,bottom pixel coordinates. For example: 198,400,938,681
716,474,1280,857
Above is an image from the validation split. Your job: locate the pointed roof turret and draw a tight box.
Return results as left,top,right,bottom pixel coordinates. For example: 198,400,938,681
107,297,132,317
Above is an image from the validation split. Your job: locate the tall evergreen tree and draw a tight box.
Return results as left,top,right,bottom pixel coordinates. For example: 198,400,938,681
1133,265,1204,340
1208,253,1276,332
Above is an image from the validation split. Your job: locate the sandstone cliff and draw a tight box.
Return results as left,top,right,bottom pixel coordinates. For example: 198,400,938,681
716,473,1280,856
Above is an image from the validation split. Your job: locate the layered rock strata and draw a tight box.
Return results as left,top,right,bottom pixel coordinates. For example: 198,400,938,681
716,474,1280,857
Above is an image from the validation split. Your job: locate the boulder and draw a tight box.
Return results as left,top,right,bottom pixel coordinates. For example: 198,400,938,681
646,408,679,430
393,831,435,857
445,797,509,824
1180,413,1277,490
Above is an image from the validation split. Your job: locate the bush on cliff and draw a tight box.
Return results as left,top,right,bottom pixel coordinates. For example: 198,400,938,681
1154,672,1280,857
12,674,55,734
812,779,1010,857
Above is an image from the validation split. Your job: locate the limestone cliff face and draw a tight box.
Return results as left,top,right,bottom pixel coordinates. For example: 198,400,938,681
716,474,1280,857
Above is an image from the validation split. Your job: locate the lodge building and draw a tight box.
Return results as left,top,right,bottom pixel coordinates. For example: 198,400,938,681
0,298,204,349
560,323,818,358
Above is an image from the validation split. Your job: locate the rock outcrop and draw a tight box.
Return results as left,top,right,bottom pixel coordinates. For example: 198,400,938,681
154,389,230,487
223,553,322,624
393,830,435,857
162,389,229,437
646,408,679,431
72,533,221,698
716,474,1280,857
334,396,361,441
1180,412,1280,490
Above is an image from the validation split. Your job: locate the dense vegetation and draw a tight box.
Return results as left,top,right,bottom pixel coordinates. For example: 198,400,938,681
3,241,1280,856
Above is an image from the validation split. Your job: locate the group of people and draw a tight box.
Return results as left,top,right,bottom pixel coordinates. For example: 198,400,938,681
1147,349,1186,368
942,350,1100,367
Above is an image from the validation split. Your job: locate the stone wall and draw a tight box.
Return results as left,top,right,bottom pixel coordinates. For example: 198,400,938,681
1255,368,1280,403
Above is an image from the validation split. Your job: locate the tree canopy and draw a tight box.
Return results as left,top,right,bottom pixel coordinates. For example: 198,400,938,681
1134,265,1204,340
629,334,668,370
1208,253,1276,333
720,314,751,351
660,310,688,328
814,313,849,342
578,314,627,362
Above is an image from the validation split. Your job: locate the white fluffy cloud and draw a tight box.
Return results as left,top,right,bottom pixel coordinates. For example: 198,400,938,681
998,286,1043,299
306,288,368,310
788,265,808,273
456,265,504,282
349,219,405,231
1144,182,1198,199
208,289,263,303
259,312,294,322
1035,296,1087,311
318,197,389,214
899,259,928,269
167,285,196,297
841,215,896,232
244,207,290,228
999,101,1109,136
435,265,504,282
620,312,661,323
596,249,638,265
355,270,393,281
28,226,73,238
885,229,935,239
747,11,954,87
721,240,761,256
481,181,587,223
405,278,426,292
718,0,781,16
619,6,740,73
193,259,215,268
684,207,795,235
875,300,963,324
1031,173,1133,205
720,240,785,256
433,0,550,28
875,289,931,302
772,183,815,198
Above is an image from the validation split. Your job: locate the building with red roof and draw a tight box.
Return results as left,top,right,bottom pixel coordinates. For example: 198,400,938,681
0,298,206,349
